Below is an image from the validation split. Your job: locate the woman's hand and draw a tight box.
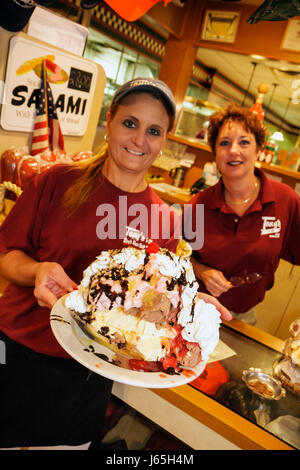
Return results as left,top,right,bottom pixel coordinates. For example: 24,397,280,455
197,292,233,321
191,257,232,298
34,262,77,309
0,250,77,309
198,267,232,298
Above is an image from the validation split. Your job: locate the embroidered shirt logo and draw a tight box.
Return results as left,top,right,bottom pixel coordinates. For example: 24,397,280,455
123,226,153,249
261,216,281,238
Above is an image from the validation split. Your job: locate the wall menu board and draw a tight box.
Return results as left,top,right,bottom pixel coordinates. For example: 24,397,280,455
1,36,98,136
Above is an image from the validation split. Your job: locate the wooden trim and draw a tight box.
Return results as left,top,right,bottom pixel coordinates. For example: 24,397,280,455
168,133,212,152
222,319,284,353
152,384,293,450
256,162,300,181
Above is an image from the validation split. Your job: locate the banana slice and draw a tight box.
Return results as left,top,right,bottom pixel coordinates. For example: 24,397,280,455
176,238,192,258
16,55,55,75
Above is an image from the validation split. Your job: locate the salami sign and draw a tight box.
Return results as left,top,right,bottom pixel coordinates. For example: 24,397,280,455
1,36,98,136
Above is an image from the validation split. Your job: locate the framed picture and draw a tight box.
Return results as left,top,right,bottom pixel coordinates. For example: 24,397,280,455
281,19,300,52
201,10,240,44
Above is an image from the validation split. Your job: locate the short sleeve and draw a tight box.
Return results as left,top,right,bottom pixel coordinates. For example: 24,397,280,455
0,169,59,259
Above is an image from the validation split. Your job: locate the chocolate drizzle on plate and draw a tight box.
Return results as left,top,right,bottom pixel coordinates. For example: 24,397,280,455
83,344,115,365
50,314,71,325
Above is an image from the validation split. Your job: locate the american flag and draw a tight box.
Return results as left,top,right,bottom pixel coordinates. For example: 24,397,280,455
31,61,64,156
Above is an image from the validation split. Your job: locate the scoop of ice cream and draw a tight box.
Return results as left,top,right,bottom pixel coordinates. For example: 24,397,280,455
283,318,300,367
277,359,300,394
290,319,300,338
278,318,300,395
65,246,220,370
283,336,300,367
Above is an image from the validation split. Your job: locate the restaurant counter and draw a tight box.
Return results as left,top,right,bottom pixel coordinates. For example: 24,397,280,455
112,320,300,450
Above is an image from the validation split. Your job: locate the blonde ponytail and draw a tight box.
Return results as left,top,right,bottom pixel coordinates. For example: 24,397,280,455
62,144,108,216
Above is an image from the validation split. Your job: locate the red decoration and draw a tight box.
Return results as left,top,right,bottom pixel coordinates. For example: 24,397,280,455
15,157,40,188
249,100,264,121
72,151,93,162
190,361,230,396
0,147,23,183
146,241,159,254
104,0,172,22
0,146,94,190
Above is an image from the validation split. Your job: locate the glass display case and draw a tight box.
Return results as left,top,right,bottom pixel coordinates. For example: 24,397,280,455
175,97,222,142
189,324,300,449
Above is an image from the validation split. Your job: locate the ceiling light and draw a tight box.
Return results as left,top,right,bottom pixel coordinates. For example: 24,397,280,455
271,131,284,141
250,54,265,60
270,98,291,143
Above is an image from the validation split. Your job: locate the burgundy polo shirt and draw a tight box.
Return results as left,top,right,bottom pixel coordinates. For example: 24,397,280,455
185,169,300,313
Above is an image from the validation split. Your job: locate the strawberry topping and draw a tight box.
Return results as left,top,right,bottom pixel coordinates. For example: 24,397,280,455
146,241,159,254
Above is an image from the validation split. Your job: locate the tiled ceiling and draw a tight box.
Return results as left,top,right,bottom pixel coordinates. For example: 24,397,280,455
196,47,300,131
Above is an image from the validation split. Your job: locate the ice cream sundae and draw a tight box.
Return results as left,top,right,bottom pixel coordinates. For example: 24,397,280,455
64,244,221,372
275,319,300,395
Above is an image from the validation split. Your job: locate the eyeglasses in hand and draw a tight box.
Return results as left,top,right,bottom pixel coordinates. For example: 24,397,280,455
229,272,262,287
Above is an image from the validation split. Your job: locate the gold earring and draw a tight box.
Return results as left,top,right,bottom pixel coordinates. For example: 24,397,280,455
159,150,163,156
104,134,108,142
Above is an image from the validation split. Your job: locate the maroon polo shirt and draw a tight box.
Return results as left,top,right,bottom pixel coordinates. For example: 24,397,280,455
185,169,300,313
0,165,179,357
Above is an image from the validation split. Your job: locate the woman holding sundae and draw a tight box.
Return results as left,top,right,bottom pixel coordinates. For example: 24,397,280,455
0,78,231,449
186,104,300,325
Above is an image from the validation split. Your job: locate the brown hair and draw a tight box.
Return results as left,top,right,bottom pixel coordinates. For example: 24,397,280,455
207,103,266,155
62,89,174,216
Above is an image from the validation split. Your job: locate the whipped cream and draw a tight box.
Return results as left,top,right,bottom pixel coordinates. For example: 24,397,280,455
290,339,300,366
181,299,221,362
81,251,110,287
65,288,90,313
112,247,146,272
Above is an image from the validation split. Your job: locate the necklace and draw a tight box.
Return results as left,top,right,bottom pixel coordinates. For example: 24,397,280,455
225,179,259,205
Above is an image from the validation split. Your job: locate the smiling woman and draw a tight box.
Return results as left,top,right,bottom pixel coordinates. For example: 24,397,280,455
208,104,266,214
62,78,176,215
184,103,300,325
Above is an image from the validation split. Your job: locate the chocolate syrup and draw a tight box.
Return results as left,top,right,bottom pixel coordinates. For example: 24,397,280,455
50,315,71,325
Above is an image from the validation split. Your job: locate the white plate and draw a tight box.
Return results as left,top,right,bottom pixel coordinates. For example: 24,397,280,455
50,296,206,389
